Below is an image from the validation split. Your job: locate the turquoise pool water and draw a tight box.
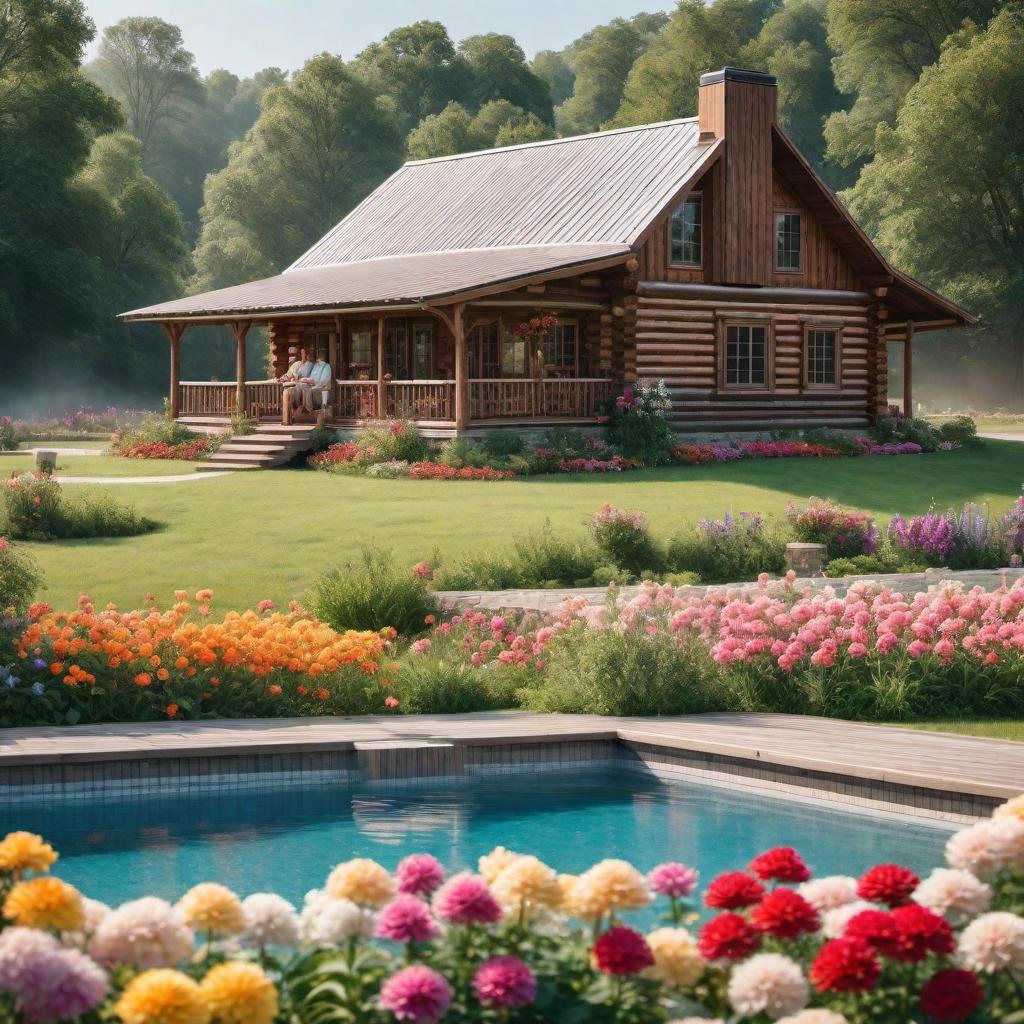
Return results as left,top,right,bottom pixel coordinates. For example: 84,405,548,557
0,770,952,908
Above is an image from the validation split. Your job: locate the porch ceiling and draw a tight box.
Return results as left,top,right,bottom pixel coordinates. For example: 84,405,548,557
120,244,630,323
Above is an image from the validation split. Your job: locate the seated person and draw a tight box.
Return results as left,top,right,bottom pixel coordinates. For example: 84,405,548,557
289,350,333,414
278,346,313,383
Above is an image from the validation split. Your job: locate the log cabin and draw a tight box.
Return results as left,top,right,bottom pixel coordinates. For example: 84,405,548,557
121,67,973,442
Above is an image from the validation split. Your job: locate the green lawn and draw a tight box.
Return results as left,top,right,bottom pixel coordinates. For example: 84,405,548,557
16,439,109,449
7,441,1023,610
891,720,1024,742
0,453,198,476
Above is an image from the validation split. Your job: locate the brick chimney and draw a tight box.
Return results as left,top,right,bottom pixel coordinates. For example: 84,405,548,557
698,68,777,286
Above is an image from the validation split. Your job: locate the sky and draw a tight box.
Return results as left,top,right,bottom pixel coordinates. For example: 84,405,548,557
83,1,677,77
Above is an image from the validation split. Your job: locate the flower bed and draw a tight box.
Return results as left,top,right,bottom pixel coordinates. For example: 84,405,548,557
115,438,213,460
0,798,1021,1022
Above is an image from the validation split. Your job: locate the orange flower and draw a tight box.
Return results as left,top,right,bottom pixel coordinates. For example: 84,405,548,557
195,589,213,602
156,667,170,681
165,703,179,717
268,685,282,697
174,656,189,669
313,688,329,701
49,662,63,675
297,685,308,696
425,615,436,625
134,672,152,687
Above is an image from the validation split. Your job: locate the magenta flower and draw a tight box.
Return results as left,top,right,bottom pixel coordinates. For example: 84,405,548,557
431,872,502,925
648,862,699,898
375,894,440,943
380,964,453,1023
396,854,446,897
472,955,537,1008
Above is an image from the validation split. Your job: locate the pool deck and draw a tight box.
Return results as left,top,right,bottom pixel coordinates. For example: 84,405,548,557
2,712,1020,803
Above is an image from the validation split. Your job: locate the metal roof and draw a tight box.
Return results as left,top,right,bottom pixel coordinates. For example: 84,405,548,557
121,244,631,321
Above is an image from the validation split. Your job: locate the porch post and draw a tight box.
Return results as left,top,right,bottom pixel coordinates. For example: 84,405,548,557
229,321,251,417
903,321,914,416
376,315,386,418
159,323,187,419
454,302,468,430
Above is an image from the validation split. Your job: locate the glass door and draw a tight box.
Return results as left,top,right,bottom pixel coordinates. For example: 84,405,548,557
412,323,434,378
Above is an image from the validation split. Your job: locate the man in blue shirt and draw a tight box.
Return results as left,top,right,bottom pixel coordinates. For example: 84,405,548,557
289,347,332,417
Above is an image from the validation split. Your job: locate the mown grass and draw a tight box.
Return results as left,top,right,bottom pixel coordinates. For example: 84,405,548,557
6,441,1022,610
890,720,1024,742
0,453,198,476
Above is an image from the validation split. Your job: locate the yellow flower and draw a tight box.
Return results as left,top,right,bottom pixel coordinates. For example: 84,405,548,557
555,874,579,912
325,859,395,908
200,961,277,1024
3,875,83,930
0,831,58,875
491,855,561,912
994,795,1024,822
478,846,522,883
569,860,652,920
644,927,706,988
115,969,210,1024
177,883,244,937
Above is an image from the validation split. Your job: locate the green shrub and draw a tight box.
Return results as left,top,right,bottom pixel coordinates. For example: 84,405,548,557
788,498,878,559
0,538,42,613
667,513,787,584
392,656,514,713
0,417,16,451
899,417,941,453
590,563,631,586
663,571,701,587
938,416,979,448
437,437,488,468
306,424,337,453
605,379,676,465
824,551,928,578
113,413,196,450
590,504,663,573
365,460,410,478
525,620,727,715
311,547,439,636
482,431,525,459
2,473,63,540
57,490,157,538
535,427,590,457
358,420,431,463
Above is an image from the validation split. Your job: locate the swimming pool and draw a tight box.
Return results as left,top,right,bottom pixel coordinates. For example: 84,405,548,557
0,769,952,908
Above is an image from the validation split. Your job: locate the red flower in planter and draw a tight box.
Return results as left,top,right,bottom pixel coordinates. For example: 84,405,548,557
748,846,811,883
810,938,881,993
591,926,654,975
889,904,955,962
704,871,765,910
697,913,761,961
844,909,901,957
857,864,920,907
750,888,820,939
919,969,984,1022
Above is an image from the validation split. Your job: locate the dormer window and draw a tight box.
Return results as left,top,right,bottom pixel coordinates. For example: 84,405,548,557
670,194,702,267
775,211,802,271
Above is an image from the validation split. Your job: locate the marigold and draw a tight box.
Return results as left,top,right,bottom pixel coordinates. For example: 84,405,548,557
177,883,244,937
114,968,210,1024
3,875,83,931
325,858,395,907
199,961,277,1024
166,704,179,718
0,830,58,875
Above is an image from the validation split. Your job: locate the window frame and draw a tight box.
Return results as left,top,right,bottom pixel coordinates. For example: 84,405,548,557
669,192,703,269
410,321,435,379
468,318,502,379
542,319,579,376
718,316,774,392
803,322,842,391
774,208,803,274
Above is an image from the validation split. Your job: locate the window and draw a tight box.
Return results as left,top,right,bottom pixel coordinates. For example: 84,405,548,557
542,322,577,374
349,328,372,369
806,328,838,387
670,194,702,267
412,323,433,378
724,323,768,387
469,322,501,378
775,212,802,271
503,333,527,376
384,323,408,378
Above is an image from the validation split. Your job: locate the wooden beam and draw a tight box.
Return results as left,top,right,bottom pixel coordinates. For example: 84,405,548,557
376,315,386,418
159,322,188,419
903,321,914,416
453,302,468,430
228,320,251,416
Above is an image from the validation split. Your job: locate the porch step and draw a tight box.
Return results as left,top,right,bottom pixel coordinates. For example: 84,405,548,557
201,421,321,470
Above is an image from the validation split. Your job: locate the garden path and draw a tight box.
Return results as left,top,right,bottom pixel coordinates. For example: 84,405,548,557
437,567,1024,613
53,471,235,483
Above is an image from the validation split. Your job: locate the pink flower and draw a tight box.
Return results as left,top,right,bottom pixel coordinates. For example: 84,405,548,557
257,599,275,612
396,854,445,897
472,955,537,1008
385,696,400,709
647,863,699,898
410,639,431,655
375,894,440,943
380,965,452,1023
412,562,432,579
431,872,502,925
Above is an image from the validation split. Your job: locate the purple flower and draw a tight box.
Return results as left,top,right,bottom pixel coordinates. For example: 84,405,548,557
472,955,537,1008
380,965,452,1023
375,895,440,943
648,862,699,898
395,854,445,897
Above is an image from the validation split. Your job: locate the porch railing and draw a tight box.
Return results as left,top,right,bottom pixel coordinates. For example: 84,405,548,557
336,380,379,420
178,381,281,419
385,381,455,421
468,378,618,420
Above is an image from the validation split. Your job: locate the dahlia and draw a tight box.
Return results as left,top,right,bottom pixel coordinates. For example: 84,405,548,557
395,854,445,897
750,888,821,939
592,926,655,975
647,863,699,899
472,955,537,1008
993,794,1024,822
697,913,761,962
305,893,376,944
570,859,652,920
797,876,858,913
643,927,705,987
90,897,195,968
62,897,111,950
842,909,900,957
113,968,210,1024
379,964,452,1023
856,864,919,907
704,871,765,910
957,911,1024,973
375,894,440,943
918,968,984,1022
912,868,992,922
945,816,1024,878
776,1012,848,1024
888,903,955,961
478,846,521,883
431,872,502,925
3,876,84,931
490,855,561,915
821,901,876,939
200,961,278,1024
240,893,301,948
326,858,395,907
177,883,244,937
727,953,809,1020
749,847,811,884
809,938,881,993
0,831,58,875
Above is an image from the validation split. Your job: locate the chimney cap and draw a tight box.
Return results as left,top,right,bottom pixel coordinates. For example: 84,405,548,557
699,67,776,88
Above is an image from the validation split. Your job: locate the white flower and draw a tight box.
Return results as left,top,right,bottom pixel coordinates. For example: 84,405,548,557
88,896,194,969
945,816,1024,878
958,912,1024,973
61,898,111,950
241,893,301,948
301,889,375,945
822,900,876,939
727,953,809,1020
797,876,858,913
913,868,991,921
777,1012,848,1024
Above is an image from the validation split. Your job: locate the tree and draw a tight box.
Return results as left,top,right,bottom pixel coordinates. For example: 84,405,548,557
494,113,553,148
530,49,574,106
824,0,1003,171
406,101,479,160
192,53,403,291
844,6,1024,406
459,33,553,124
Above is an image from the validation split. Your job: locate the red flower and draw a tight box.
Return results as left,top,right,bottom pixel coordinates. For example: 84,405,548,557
919,969,984,1022
810,938,881,993
857,864,920,907
697,913,761,961
750,888,821,939
591,926,654,975
889,904,955,962
748,846,811,883
704,871,765,910
844,909,901,957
